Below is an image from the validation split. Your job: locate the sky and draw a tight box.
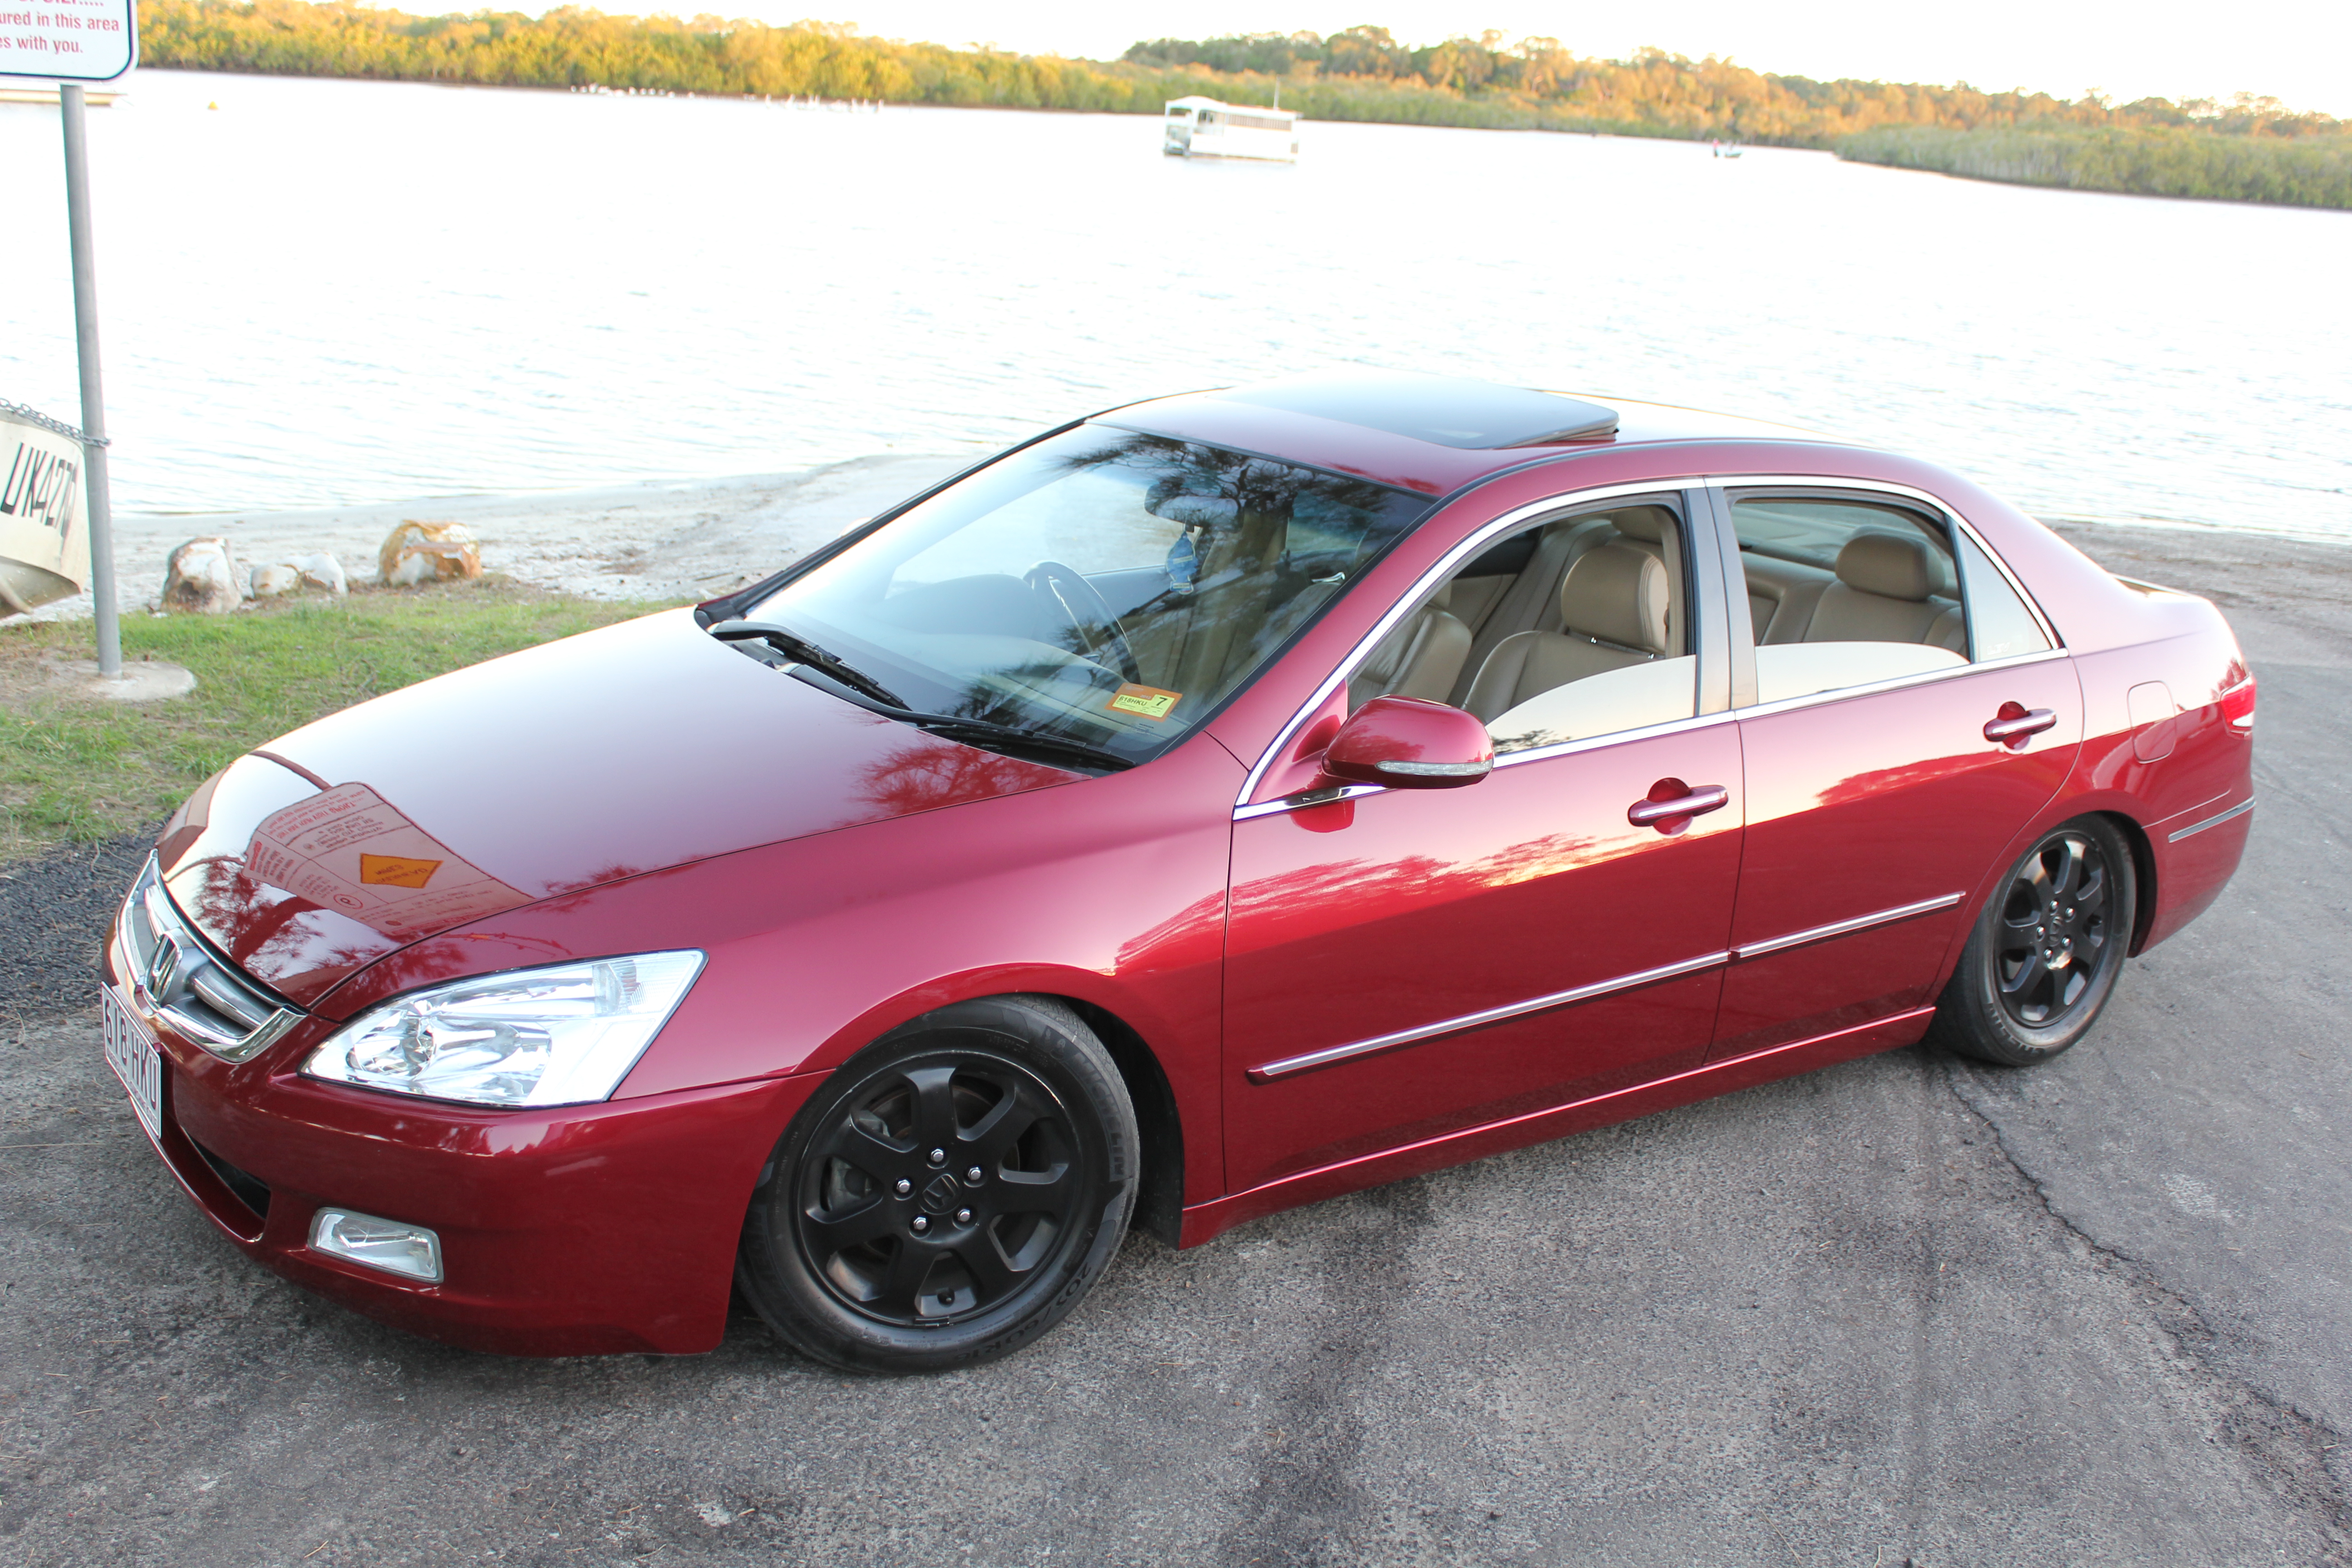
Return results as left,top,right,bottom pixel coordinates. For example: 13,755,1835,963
731,0,2352,117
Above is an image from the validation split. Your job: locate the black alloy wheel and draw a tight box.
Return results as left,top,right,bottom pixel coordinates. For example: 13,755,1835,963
737,996,1137,1373
1931,815,2138,1068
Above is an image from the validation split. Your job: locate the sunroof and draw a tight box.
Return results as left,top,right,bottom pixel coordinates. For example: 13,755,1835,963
1218,370,1618,449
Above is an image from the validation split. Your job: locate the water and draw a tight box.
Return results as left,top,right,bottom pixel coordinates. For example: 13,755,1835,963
2,69,2347,535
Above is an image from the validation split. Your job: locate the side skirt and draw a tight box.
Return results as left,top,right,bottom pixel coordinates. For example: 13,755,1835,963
1177,1005,1937,1248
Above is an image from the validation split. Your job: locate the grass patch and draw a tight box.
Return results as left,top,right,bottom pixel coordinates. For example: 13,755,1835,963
0,579,672,862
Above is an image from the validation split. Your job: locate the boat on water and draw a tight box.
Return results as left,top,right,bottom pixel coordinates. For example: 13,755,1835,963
1162,95,1299,162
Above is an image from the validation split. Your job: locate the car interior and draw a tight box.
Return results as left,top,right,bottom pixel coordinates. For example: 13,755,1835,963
1345,492,2033,753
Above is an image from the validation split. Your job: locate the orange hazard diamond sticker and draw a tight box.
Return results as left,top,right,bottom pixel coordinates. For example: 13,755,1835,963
358,853,442,889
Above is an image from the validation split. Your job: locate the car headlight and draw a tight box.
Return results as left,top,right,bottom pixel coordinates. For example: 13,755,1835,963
301,952,704,1108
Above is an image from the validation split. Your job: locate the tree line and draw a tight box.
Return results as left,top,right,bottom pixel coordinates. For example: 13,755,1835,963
138,4,2351,207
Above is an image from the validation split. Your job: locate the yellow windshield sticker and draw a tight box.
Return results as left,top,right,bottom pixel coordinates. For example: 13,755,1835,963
1108,683,1183,720
359,853,444,889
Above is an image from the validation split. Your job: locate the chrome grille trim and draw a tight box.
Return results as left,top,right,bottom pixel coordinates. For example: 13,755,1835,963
116,855,307,1063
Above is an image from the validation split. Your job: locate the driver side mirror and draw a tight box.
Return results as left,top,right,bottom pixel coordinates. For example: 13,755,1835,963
1318,696,1494,790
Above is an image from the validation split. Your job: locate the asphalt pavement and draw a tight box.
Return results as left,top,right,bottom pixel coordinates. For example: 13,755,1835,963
1,521,2346,1567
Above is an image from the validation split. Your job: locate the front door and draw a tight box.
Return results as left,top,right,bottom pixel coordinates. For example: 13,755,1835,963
1219,493,1743,1197
1222,724,1744,1195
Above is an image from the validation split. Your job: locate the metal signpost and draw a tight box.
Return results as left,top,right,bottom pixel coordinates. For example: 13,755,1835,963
2,0,136,674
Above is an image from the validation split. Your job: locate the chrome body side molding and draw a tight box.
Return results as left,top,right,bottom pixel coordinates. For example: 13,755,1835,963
1246,951,1730,1082
1729,892,1965,961
2167,797,2255,843
1245,891,1970,1082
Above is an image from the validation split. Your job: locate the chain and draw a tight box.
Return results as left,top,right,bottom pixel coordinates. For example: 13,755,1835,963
0,399,109,448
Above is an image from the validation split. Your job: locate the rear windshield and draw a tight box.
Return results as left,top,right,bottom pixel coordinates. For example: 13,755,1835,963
746,426,1432,765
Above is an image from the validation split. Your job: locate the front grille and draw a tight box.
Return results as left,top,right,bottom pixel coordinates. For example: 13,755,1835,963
116,856,305,1062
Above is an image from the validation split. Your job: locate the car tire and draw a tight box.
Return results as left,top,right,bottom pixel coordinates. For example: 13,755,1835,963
736,995,1138,1374
1930,814,2138,1068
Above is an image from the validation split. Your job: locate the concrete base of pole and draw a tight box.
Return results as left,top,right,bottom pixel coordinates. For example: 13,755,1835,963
42,657,197,703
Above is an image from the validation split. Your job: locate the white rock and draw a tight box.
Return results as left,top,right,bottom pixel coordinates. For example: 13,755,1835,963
163,537,243,614
250,563,301,598
294,553,349,595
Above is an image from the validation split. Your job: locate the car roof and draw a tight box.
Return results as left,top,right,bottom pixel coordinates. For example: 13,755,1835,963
1095,370,1839,496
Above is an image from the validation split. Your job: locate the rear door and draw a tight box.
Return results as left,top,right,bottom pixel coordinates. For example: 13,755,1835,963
1709,484,2082,1060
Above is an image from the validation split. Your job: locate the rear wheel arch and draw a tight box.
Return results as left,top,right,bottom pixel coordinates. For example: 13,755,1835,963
2101,808,2159,954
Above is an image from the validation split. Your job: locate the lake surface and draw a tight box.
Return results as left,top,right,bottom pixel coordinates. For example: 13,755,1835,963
1,69,2346,536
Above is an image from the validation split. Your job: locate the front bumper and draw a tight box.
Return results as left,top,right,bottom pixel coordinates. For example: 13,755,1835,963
102,924,820,1356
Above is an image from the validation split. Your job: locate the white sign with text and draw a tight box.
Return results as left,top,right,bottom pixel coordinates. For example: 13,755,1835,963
0,0,135,82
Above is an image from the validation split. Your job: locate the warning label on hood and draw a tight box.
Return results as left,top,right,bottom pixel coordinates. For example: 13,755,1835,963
243,782,529,939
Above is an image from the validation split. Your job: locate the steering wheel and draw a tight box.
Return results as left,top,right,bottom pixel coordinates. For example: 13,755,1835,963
1025,561,1142,686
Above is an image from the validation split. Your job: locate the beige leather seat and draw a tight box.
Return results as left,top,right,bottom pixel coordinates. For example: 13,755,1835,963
1805,532,1966,652
1465,543,1671,722
1351,583,1473,707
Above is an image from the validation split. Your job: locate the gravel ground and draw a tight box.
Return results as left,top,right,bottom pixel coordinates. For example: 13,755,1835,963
0,831,152,1026
0,519,2345,1567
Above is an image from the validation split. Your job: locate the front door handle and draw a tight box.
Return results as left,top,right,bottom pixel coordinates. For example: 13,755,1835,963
1628,781,1730,829
1984,706,2058,746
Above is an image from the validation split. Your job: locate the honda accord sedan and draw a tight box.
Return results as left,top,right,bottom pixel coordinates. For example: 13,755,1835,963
100,371,2255,1372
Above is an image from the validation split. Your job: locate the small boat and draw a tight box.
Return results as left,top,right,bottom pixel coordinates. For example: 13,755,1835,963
1711,139,1744,159
1162,95,1299,162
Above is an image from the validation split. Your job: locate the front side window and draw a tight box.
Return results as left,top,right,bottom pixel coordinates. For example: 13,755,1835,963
748,427,1430,766
1347,501,1697,755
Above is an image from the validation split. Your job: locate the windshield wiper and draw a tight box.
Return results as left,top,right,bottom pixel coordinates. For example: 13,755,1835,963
897,714,1135,773
709,620,908,709
713,620,1133,773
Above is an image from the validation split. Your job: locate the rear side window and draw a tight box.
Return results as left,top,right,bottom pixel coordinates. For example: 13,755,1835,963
1955,531,2053,660
1731,495,1966,704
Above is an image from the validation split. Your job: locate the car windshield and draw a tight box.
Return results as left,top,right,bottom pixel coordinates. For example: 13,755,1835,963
743,426,1432,765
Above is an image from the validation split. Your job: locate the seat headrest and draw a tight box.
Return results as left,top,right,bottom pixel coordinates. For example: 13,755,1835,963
1610,510,1668,544
1835,532,1934,602
1426,581,1453,613
1560,543,1670,655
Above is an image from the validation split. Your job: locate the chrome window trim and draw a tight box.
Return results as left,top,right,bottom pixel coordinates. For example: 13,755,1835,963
1490,706,1738,772
1729,892,1964,960
1729,645,2073,722
1233,783,1387,822
1245,888,1971,1082
2167,796,2255,843
1230,477,1715,812
1710,473,2065,652
1248,950,1731,1081
1235,709,1743,821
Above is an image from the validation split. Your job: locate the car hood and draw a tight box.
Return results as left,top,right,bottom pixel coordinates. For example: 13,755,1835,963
153,608,1077,1005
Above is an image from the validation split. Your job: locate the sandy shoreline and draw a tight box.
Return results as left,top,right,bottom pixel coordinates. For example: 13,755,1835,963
20,452,973,621
15,455,2351,632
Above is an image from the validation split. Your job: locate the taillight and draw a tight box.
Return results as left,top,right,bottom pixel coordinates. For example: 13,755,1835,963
2220,676,2257,732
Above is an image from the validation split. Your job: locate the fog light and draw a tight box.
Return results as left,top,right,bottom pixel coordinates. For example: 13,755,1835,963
309,1208,443,1284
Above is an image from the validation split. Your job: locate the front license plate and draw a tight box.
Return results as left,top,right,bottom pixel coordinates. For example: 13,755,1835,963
102,987,164,1145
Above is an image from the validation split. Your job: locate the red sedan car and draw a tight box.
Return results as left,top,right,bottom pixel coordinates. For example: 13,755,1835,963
101,372,2255,1372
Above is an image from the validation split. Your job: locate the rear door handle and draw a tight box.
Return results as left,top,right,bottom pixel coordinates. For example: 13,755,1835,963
1628,783,1730,828
1984,707,2058,745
